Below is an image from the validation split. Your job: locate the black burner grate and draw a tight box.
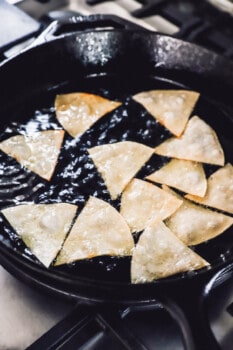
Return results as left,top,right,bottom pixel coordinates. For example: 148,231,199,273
26,303,183,350
86,0,233,58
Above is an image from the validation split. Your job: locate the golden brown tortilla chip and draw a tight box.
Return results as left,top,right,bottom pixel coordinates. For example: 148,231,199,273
55,196,134,265
55,92,121,138
2,203,77,267
0,130,64,181
185,163,233,214
131,220,209,283
120,178,182,233
164,185,233,246
133,90,199,136
88,141,154,200
146,159,207,197
154,116,224,166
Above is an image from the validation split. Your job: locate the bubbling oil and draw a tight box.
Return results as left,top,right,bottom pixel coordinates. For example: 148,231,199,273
0,75,232,282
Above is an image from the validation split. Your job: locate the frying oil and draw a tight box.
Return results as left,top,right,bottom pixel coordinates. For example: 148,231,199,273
0,75,232,282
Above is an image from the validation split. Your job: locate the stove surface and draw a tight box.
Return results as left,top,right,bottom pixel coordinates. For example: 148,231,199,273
0,264,232,349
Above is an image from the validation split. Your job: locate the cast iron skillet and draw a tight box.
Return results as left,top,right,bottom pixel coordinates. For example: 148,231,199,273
0,15,233,350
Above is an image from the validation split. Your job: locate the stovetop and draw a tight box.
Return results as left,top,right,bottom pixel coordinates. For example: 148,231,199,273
0,1,233,349
3,0,233,59
1,263,233,350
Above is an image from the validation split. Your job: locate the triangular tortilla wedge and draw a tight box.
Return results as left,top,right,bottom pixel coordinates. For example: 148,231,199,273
131,220,209,283
88,141,154,200
55,196,134,265
120,178,182,233
132,90,200,136
164,185,233,246
0,130,64,181
2,203,77,267
146,159,207,197
185,163,233,214
154,116,224,166
55,92,121,138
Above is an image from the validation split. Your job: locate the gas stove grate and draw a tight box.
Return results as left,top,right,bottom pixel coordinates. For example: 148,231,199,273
26,291,233,350
85,0,233,58
25,303,182,350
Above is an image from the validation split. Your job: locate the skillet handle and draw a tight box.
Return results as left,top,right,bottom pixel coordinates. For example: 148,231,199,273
31,14,147,47
159,264,233,350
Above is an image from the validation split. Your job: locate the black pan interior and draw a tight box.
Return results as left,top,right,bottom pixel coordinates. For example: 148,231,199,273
0,30,232,285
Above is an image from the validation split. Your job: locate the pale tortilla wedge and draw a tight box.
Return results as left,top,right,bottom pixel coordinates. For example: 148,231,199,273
164,185,233,245
2,203,77,267
55,92,121,138
88,141,154,200
0,130,64,181
55,196,134,265
120,178,182,233
154,116,224,166
185,163,233,214
133,90,200,136
146,159,207,197
131,220,209,283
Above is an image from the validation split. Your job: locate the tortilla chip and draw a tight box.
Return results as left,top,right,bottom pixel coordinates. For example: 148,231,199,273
133,90,199,136
88,141,154,200
120,178,182,233
146,159,207,197
0,130,64,181
131,220,209,283
154,116,224,166
186,163,233,214
164,185,233,246
2,203,77,267
55,92,121,138
55,196,134,265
